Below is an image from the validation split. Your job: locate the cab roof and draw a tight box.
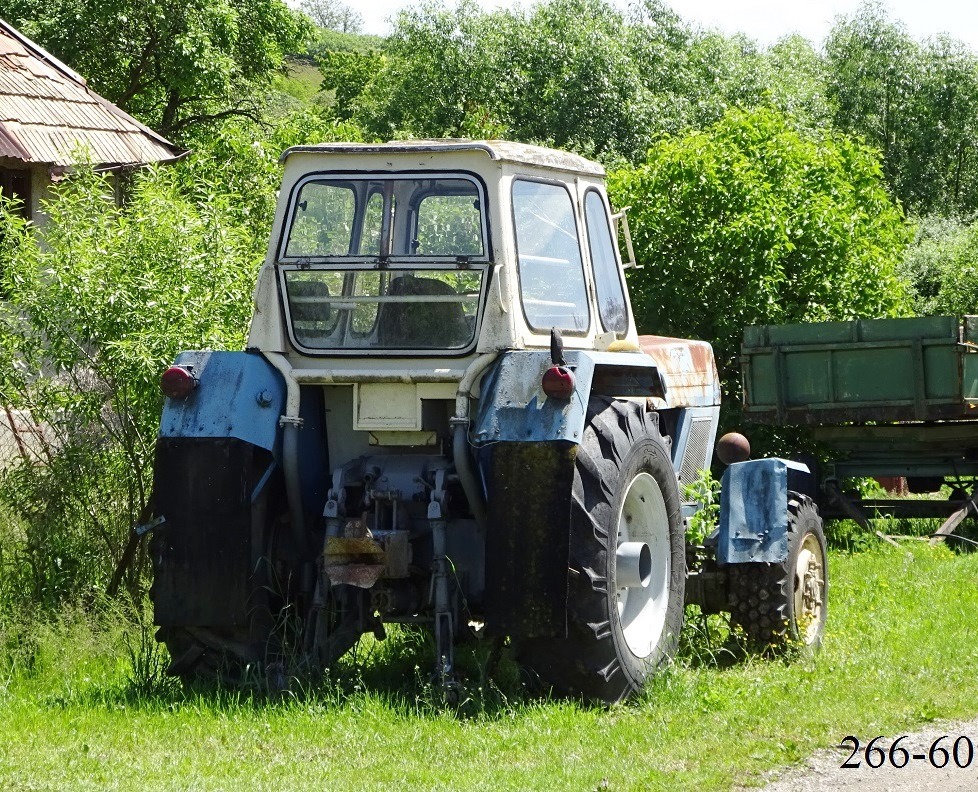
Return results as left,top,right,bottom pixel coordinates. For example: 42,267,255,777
280,139,605,177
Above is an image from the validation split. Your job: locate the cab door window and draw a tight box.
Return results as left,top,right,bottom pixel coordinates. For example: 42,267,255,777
512,179,589,333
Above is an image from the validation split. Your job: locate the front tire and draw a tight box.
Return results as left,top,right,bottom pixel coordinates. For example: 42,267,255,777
729,493,828,649
521,397,685,702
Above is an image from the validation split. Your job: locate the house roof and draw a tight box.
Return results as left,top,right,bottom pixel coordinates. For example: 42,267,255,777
0,18,185,168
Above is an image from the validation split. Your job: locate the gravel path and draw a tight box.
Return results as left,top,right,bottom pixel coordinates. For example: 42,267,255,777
763,719,978,791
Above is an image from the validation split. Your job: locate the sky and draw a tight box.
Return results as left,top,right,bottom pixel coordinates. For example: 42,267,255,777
354,0,978,50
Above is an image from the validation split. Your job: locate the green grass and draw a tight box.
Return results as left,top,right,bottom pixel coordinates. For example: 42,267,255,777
272,60,324,104
2,544,978,790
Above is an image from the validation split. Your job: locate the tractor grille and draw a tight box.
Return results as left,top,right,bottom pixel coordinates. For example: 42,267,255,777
679,418,713,485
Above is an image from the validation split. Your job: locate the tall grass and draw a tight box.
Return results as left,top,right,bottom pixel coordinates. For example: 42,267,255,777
0,544,977,790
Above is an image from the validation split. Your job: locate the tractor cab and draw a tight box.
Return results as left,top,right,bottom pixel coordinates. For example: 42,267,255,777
247,140,639,364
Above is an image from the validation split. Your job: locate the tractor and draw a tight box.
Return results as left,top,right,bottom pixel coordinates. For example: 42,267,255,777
150,140,827,702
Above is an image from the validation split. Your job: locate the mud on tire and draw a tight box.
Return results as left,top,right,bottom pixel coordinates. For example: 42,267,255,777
520,396,685,703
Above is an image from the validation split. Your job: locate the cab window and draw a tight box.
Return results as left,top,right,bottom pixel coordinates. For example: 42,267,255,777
512,180,589,333
584,190,628,334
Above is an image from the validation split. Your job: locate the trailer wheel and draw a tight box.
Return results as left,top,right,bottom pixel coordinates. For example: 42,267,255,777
729,493,827,649
520,397,685,702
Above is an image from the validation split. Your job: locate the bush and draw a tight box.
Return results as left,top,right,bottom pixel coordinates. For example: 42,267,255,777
900,215,978,316
0,167,260,610
609,107,912,405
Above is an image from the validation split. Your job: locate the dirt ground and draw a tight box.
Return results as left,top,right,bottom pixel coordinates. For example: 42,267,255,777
762,719,978,791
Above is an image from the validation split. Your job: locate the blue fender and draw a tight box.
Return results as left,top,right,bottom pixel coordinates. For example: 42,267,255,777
470,349,665,445
159,350,285,451
717,458,813,564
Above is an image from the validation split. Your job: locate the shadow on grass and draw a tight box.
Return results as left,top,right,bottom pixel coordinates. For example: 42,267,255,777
39,606,784,719
45,623,543,721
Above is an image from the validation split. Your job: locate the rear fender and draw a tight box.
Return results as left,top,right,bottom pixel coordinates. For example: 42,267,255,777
158,350,327,517
470,349,665,446
473,349,664,639
160,350,285,451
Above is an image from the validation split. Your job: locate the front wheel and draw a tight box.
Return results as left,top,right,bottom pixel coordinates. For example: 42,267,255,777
729,493,828,650
520,397,685,702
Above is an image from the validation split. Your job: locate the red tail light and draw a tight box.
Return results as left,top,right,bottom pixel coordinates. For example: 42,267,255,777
160,365,197,400
542,365,575,399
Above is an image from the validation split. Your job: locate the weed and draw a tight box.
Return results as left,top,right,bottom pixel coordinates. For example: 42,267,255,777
678,606,742,669
124,618,179,699
683,470,720,545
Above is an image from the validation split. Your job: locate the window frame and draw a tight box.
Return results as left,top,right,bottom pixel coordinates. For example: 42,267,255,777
277,170,492,265
0,168,31,220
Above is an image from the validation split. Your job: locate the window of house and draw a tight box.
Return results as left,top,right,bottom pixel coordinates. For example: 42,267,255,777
0,168,31,219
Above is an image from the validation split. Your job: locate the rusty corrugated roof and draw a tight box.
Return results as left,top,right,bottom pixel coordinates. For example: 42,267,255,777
0,18,185,167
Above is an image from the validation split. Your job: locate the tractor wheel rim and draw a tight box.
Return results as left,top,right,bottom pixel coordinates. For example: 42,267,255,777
794,533,825,644
616,471,670,658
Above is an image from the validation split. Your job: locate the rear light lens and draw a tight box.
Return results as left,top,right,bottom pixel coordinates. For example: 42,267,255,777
160,365,197,400
542,365,575,399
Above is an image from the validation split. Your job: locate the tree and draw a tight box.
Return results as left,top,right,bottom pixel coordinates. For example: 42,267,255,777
825,1,978,214
608,108,911,403
0,109,363,608
300,0,362,33
350,0,691,160
340,0,843,164
1,0,310,138
762,35,831,128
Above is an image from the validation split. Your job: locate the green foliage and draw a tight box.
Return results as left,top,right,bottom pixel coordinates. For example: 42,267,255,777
344,0,789,161
609,107,912,402
351,0,521,142
2,0,311,137
762,35,832,127
900,215,978,316
683,469,720,545
825,1,978,215
0,167,260,609
319,49,385,119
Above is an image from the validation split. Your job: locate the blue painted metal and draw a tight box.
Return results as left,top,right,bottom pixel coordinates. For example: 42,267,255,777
470,349,662,445
159,350,285,452
717,458,811,564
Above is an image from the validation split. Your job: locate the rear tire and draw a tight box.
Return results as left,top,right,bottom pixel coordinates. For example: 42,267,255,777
520,397,685,702
729,493,827,649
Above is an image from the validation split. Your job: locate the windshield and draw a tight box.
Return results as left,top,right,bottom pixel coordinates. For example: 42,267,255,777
282,175,487,261
282,268,484,352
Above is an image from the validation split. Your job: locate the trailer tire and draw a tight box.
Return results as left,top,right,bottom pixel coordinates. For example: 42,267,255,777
729,493,827,650
520,397,685,702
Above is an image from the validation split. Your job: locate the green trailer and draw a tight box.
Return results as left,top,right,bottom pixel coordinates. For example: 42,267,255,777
741,315,978,533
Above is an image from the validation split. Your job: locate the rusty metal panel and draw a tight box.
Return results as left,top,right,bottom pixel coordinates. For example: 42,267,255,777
0,124,28,159
638,335,721,408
